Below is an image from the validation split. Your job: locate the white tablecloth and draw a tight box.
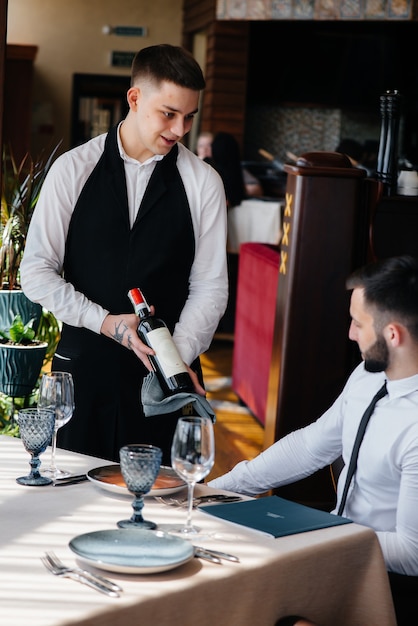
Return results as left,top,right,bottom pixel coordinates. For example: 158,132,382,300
0,435,396,626
227,199,283,253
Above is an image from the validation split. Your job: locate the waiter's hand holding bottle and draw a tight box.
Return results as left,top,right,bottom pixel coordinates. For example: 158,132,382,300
100,294,206,397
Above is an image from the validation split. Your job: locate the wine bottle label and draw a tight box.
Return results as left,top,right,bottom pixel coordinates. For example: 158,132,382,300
145,327,188,378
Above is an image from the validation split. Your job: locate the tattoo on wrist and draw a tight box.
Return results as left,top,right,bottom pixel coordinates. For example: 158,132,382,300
111,321,128,345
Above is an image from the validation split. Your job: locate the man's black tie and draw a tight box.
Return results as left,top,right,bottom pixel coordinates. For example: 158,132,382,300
337,381,388,516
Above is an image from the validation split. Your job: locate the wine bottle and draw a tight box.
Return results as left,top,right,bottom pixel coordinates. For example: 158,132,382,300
128,288,194,396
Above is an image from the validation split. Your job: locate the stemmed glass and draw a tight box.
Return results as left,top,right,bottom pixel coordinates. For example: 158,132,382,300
37,371,75,479
117,444,163,529
16,408,56,486
170,416,215,536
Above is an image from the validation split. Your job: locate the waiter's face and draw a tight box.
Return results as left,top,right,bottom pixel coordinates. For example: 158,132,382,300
128,79,199,159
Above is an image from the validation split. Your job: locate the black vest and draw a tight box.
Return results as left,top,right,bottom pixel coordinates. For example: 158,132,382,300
55,128,199,460
61,126,195,352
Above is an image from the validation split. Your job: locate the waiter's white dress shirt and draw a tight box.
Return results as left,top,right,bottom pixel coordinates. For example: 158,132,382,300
21,128,228,367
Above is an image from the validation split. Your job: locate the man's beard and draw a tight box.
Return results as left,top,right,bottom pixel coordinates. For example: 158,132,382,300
363,334,389,372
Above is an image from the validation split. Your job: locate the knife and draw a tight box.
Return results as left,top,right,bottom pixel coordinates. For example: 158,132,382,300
195,494,243,503
194,546,240,563
70,567,123,593
62,571,120,597
193,495,243,507
194,548,222,564
53,474,88,486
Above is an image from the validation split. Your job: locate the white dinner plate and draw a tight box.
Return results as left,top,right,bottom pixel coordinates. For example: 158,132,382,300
87,464,186,497
69,529,194,574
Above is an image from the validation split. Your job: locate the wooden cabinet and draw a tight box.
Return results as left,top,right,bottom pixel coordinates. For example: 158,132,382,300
3,44,38,163
70,73,130,147
265,153,369,509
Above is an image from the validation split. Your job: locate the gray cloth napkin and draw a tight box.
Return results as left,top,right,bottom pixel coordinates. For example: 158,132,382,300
141,372,216,422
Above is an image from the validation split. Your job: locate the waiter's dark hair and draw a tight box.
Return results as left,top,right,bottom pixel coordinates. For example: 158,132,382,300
347,255,418,340
131,44,205,91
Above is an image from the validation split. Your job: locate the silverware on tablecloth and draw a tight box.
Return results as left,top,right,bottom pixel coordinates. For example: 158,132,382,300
155,494,243,508
194,548,222,564
53,474,88,486
41,552,122,597
194,546,240,563
45,551,123,592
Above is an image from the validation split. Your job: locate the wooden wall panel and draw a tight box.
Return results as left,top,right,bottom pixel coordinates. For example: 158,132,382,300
4,44,38,164
182,0,249,148
200,21,249,148
182,0,216,38
0,0,7,178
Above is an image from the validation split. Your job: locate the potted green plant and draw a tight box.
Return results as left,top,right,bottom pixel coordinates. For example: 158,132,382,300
0,142,61,330
0,143,62,432
0,314,48,397
0,309,60,434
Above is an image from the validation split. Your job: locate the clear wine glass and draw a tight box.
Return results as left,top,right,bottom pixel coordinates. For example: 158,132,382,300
117,444,163,529
16,408,56,486
170,416,215,536
37,371,75,479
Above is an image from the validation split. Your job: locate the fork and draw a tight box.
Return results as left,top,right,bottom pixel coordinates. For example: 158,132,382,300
41,553,121,597
45,551,123,593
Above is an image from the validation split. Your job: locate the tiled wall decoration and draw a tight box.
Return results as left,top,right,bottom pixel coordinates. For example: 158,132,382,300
365,0,387,17
271,0,293,18
243,104,380,163
340,0,363,18
244,105,341,161
388,0,412,17
294,0,316,18
217,0,414,19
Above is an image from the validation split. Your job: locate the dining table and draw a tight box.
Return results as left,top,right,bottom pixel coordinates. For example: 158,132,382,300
0,434,397,626
226,198,283,253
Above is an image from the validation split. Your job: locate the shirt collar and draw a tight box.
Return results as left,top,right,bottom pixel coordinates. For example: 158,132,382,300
116,122,164,166
386,372,418,399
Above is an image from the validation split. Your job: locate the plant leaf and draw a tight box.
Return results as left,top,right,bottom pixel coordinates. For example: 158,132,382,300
1,141,62,290
1,314,36,343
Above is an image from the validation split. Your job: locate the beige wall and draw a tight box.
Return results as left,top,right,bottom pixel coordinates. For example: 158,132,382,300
7,0,183,154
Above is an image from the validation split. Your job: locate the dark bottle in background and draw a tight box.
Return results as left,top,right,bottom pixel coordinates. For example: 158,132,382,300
376,89,403,196
128,288,194,396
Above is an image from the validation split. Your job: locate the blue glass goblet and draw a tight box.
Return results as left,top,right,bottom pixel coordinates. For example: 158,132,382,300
16,408,55,486
117,444,162,529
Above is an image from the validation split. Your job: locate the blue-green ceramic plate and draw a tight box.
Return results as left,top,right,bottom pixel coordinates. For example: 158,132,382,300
69,529,194,574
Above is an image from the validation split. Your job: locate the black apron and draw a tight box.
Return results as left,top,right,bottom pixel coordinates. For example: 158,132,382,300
55,128,197,464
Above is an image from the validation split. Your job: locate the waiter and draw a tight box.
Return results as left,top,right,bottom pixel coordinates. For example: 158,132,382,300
21,44,228,464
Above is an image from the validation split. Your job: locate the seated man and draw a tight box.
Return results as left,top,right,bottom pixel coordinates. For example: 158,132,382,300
209,255,418,626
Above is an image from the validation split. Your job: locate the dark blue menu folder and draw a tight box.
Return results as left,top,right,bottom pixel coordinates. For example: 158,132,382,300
200,495,352,537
